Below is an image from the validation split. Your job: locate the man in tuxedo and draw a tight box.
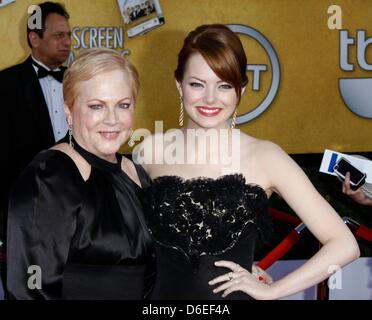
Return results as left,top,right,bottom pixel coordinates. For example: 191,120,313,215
0,1,71,294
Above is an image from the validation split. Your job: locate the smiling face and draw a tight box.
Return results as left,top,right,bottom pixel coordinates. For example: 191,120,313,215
177,53,244,130
65,70,134,162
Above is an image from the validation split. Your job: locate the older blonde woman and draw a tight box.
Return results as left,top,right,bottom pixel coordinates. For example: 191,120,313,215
6,48,155,300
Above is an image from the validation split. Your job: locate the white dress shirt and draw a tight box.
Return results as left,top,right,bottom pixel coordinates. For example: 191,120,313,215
31,56,68,142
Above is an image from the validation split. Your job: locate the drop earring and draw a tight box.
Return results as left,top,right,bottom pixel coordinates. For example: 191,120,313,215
128,129,135,147
68,123,74,148
179,95,184,127
231,109,237,129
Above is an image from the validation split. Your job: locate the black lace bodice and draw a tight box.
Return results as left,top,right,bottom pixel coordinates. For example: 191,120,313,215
146,174,271,259
147,173,272,256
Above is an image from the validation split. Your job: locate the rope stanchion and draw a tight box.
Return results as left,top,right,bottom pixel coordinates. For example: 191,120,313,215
343,217,372,242
257,211,371,300
258,215,372,272
257,223,306,270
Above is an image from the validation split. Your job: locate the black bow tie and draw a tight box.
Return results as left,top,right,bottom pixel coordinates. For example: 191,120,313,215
32,60,66,83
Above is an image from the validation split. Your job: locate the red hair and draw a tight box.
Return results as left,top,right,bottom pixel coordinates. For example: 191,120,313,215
175,24,248,101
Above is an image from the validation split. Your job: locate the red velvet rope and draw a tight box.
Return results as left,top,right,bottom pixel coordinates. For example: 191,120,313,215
257,229,302,270
259,209,372,271
268,207,301,225
355,225,372,242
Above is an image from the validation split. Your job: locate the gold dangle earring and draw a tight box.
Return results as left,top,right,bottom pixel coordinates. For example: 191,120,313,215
231,109,237,129
179,95,184,127
128,129,135,147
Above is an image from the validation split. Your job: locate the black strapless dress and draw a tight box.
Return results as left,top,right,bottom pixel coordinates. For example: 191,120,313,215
144,174,272,300
6,138,155,300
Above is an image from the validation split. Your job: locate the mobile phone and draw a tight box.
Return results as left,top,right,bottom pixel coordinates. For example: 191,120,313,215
333,157,367,190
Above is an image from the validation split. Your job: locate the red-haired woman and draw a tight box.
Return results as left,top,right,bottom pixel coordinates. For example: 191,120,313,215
137,24,359,300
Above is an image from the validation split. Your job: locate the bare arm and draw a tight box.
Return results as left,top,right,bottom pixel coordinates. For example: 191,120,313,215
262,142,359,299
211,141,360,299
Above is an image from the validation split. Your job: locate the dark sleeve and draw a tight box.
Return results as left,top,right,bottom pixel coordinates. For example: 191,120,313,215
6,151,84,300
0,68,12,242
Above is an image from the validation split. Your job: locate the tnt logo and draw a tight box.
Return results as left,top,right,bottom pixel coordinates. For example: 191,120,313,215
227,24,280,125
328,5,372,119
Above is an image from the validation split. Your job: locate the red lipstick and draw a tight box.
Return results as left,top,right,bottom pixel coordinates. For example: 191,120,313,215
196,106,223,117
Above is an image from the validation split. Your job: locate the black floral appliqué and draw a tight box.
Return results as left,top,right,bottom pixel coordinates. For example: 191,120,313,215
144,174,272,261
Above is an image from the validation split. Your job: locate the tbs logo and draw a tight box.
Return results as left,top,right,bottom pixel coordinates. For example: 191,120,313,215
328,5,372,119
339,30,372,119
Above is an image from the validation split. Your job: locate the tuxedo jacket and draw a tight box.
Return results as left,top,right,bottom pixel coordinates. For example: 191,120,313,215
0,56,56,241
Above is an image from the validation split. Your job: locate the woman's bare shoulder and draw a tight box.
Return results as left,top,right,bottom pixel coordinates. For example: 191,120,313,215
240,132,282,155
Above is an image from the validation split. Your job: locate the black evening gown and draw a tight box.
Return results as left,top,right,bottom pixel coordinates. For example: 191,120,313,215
6,138,155,300
145,174,272,300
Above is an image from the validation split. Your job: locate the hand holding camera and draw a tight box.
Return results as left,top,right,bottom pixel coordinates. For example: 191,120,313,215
334,157,372,205
342,172,372,205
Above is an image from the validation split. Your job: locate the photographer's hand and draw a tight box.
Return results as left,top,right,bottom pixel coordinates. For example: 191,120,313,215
342,172,372,206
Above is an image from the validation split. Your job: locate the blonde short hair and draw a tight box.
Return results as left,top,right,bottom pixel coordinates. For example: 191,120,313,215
63,48,140,108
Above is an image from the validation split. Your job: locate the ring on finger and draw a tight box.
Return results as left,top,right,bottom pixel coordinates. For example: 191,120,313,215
228,272,234,281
